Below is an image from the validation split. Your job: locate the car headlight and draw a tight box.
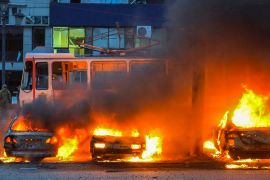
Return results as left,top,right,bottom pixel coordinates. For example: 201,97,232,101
131,144,141,150
94,143,106,149
5,136,17,144
5,136,11,143
46,136,58,144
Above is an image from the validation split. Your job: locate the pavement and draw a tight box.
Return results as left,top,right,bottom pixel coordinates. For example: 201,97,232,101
0,162,269,180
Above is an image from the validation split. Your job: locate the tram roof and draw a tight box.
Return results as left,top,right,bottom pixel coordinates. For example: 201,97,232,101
25,53,162,61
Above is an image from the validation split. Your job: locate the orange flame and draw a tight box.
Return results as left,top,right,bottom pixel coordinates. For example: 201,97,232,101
204,87,270,168
92,127,163,162
231,88,270,128
11,116,31,131
56,127,79,161
56,137,78,160
93,127,123,137
141,133,163,161
0,152,17,163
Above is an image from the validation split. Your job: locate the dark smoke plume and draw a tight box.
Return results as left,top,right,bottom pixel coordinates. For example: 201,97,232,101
22,73,171,132
165,0,270,157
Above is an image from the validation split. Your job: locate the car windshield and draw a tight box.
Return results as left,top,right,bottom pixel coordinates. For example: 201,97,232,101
11,116,49,132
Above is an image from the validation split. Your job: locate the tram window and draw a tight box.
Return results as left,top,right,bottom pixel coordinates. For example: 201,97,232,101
70,71,87,84
52,61,87,89
92,62,127,89
21,61,33,90
130,62,166,77
36,62,48,90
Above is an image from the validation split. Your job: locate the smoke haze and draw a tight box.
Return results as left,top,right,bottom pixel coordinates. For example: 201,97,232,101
11,0,270,160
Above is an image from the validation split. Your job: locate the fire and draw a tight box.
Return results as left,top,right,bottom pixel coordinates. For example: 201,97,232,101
93,127,122,137
0,152,17,163
11,116,48,132
203,140,220,157
129,132,163,162
232,88,270,128
56,137,78,160
131,129,140,137
225,159,270,169
142,133,162,160
56,127,79,160
203,87,270,168
11,116,31,131
92,127,163,162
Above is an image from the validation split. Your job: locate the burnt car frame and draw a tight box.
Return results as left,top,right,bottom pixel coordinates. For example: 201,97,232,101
90,135,145,161
3,113,58,161
215,116,270,160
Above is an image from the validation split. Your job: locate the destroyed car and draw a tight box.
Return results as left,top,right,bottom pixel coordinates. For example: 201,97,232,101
3,113,58,161
90,135,145,161
215,113,270,160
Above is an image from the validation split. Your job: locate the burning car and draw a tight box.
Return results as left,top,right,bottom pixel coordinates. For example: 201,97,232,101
3,114,58,162
90,127,145,161
215,114,270,160
205,88,270,160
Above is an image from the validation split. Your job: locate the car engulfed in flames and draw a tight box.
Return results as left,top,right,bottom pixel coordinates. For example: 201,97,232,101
3,114,58,162
90,127,162,162
90,127,145,161
204,87,270,162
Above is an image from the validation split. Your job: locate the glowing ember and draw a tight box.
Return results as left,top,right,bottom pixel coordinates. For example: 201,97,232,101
56,137,78,160
232,88,270,128
93,127,122,137
225,159,270,169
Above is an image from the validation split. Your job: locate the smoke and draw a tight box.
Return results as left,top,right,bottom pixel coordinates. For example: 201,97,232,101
21,72,171,132
15,0,270,160
163,0,270,158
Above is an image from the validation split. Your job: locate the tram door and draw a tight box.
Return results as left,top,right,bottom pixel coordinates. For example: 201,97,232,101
20,61,50,105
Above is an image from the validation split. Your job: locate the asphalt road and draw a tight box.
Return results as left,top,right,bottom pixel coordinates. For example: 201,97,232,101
0,162,270,180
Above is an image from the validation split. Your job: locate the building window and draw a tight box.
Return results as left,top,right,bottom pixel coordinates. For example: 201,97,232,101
124,28,135,49
69,28,85,56
71,0,81,2
53,27,69,48
109,28,124,49
32,27,45,49
81,0,128,3
0,27,23,62
53,27,85,56
93,28,109,55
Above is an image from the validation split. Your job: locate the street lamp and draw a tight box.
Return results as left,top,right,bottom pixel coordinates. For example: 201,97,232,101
0,0,9,86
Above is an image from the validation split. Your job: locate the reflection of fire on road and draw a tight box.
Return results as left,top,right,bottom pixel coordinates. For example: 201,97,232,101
204,87,270,169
